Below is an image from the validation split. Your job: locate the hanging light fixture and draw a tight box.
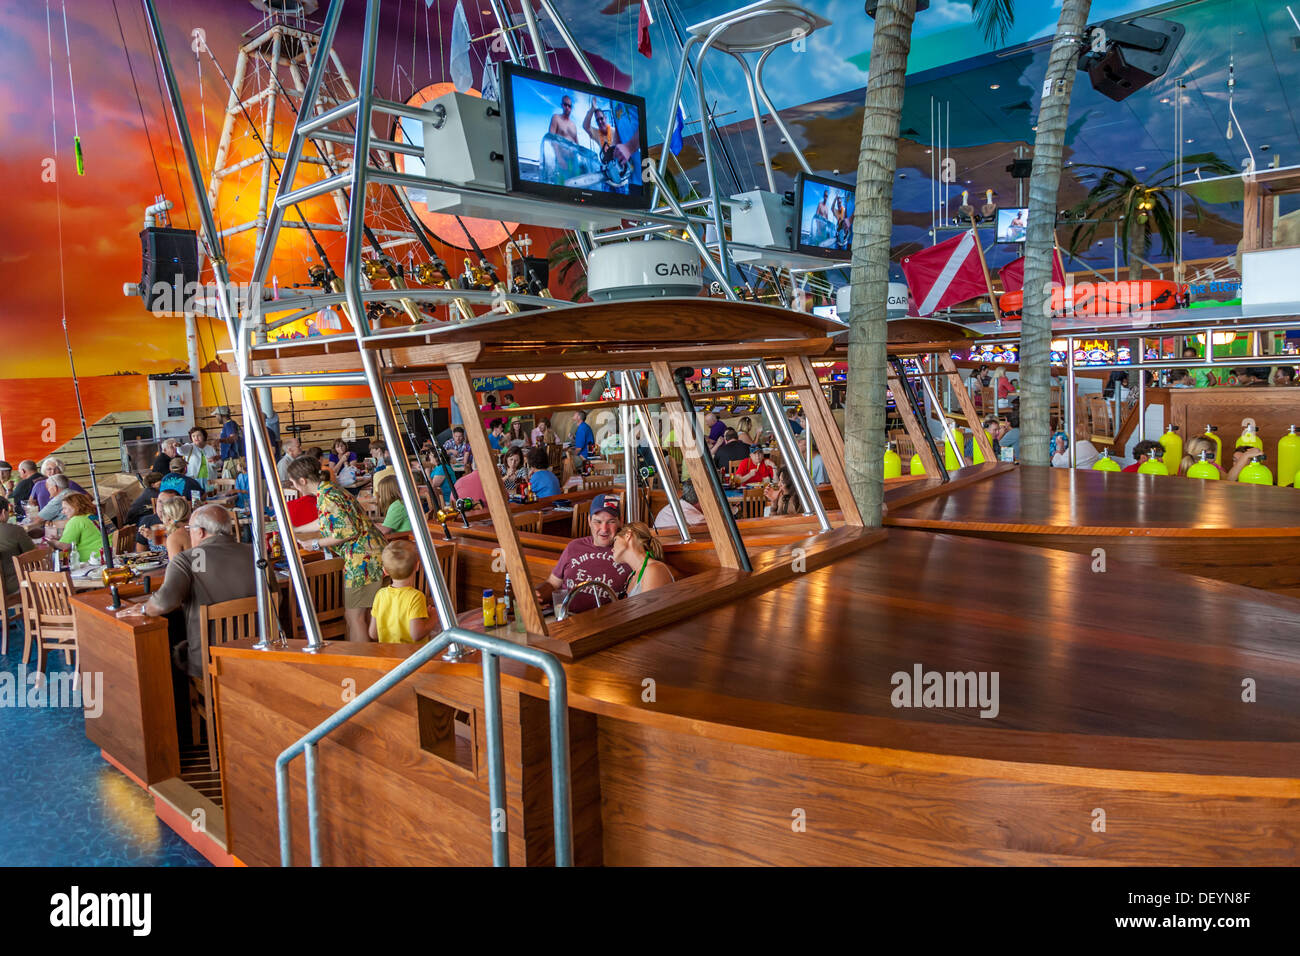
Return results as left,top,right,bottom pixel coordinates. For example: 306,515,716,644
1050,338,1068,352
1195,332,1238,346
507,372,547,382
563,370,607,381
811,360,836,368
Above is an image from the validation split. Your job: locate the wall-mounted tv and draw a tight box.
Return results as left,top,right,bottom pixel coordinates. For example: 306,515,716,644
500,63,649,210
996,207,1029,243
793,172,854,257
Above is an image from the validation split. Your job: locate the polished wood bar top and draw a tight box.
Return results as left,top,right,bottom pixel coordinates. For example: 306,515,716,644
886,464,1300,537
214,529,1300,784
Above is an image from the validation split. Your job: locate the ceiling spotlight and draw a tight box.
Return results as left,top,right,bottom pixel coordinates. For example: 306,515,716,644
989,83,1001,90
1260,144,1271,152
1185,137,1194,143
1160,97,1170,104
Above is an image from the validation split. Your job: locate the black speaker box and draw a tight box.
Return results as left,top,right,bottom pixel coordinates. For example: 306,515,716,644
139,227,199,312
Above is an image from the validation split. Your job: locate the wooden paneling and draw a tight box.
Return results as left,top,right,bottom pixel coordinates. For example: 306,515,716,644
596,717,1300,865
1163,386,1300,467
212,647,601,866
72,591,179,786
49,410,152,488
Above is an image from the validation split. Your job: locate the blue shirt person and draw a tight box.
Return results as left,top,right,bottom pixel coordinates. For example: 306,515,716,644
217,408,244,461
571,410,596,459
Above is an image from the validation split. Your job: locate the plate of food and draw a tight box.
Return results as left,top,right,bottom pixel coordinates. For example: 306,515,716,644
132,560,164,573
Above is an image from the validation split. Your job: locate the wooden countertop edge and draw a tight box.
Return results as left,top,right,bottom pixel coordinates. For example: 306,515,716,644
883,516,1300,537
209,641,1300,796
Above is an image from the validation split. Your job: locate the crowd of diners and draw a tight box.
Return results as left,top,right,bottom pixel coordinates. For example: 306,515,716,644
0,392,842,705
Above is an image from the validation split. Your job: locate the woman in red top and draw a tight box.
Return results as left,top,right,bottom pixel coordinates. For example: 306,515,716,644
733,445,775,486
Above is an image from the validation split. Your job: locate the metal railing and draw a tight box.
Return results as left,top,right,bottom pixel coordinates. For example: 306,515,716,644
275,626,573,867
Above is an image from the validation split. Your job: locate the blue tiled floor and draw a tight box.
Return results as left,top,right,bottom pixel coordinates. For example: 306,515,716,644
0,622,210,866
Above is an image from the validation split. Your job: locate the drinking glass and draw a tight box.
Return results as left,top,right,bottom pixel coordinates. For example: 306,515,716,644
553,589,569,622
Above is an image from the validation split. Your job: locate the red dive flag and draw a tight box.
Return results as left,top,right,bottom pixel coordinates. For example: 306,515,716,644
638,0,654,58
999,247,1066,292
901,230,991,316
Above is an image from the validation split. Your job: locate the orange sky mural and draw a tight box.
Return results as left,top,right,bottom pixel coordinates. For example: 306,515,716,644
0,0,611,459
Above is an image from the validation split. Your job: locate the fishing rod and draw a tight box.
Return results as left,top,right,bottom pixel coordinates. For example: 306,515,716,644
61,317,116,567
387,382,461,522
497,221,550,297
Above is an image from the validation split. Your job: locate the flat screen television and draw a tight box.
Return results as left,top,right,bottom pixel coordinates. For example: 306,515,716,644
793,172,855,257
996,207,1029,243
500,62,649,210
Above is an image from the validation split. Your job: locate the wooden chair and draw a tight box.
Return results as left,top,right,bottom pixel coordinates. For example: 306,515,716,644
207,477,237,498
979,385,996,415
570,499,592,539
739,486,766,519
512,511,544,535
112,523,137,556
587,460,616,475
195,596,260,770
1086,394,1113,437
411,540,458,615
888,429,915,461
27,569,77,678
583,474,614,491
13,548,53,663
664,445,684,476
283,487,301,502
286,557,347,640
546,443,564,471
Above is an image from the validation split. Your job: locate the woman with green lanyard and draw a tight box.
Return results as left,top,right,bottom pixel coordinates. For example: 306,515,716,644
285,456,386,641
181,426,218,492
610,521,674,598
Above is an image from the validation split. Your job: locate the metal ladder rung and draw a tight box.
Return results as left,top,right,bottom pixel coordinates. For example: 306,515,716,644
274,172,350,209
310,128,423,158
296,96,361,136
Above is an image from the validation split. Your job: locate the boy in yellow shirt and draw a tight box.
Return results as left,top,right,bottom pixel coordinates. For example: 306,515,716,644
368,540,435,643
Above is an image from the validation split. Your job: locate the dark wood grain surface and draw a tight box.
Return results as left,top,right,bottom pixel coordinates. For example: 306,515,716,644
886,464,1300,535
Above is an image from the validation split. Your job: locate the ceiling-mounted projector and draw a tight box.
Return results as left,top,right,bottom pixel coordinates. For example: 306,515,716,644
587,240,703,301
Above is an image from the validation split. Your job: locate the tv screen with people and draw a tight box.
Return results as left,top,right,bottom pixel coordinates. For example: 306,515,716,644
500,63,649,210
794,173,854,257
996,207,1029,243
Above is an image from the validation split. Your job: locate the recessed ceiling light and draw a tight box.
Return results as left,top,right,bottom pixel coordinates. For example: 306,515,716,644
1135,165,1146,171
989,83,1000,90
1186,138,1194,143
1160,97,1170,104
925,148,932,154
833,169,840,174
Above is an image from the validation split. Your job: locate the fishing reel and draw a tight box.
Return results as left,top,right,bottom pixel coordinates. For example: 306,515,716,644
458,257,495,292
638,464,656,483
306,263,337,291
413,259,453,287
361,257,395,283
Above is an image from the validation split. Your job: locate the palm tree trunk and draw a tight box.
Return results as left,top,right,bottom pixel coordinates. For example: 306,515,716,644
1020,0,1092,466
846,0,916,527
1128,232,1147,281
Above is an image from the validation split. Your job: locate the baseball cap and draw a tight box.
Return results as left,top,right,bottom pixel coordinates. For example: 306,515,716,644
589,493,621,518
749,444,763,453
0,460,11,471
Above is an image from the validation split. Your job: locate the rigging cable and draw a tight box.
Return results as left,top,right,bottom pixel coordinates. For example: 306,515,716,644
137,2,191,228
111,0,167,206
59,1,84,175
46,0,114,563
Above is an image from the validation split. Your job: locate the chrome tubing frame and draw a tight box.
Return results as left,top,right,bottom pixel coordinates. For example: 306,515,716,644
276,626,572,867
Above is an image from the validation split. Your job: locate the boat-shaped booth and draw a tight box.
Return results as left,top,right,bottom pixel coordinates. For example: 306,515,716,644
194,299,1300,867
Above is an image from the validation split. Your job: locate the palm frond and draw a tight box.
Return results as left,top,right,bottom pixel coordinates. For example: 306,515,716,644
971,0,1016,46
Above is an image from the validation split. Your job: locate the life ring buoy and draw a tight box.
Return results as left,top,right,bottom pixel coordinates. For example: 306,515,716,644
997,280,1186,319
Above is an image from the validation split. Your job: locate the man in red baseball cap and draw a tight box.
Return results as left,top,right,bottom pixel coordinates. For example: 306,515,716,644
536,493,632,614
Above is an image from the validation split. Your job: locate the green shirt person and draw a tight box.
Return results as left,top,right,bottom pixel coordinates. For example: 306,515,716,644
48,492,103,563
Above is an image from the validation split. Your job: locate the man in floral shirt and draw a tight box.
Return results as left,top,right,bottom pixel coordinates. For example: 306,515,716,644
286,457,386,641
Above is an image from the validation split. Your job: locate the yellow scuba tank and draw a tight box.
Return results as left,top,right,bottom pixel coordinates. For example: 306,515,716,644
1202,424,1222,464
1186,451,1220,480
1277,425,1300,487
1237,417,1263,451
1138,451,1168,475
1158,425,1182,474
942,421,962,471
909,453,925,476
970,426,994,465
1092,449,1121,471
1238,451,1273,485
883,442,902,479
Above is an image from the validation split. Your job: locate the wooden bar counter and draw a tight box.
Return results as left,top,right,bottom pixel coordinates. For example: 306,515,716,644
72,586,180,787
210,528,1300,866
885,464,1300,597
